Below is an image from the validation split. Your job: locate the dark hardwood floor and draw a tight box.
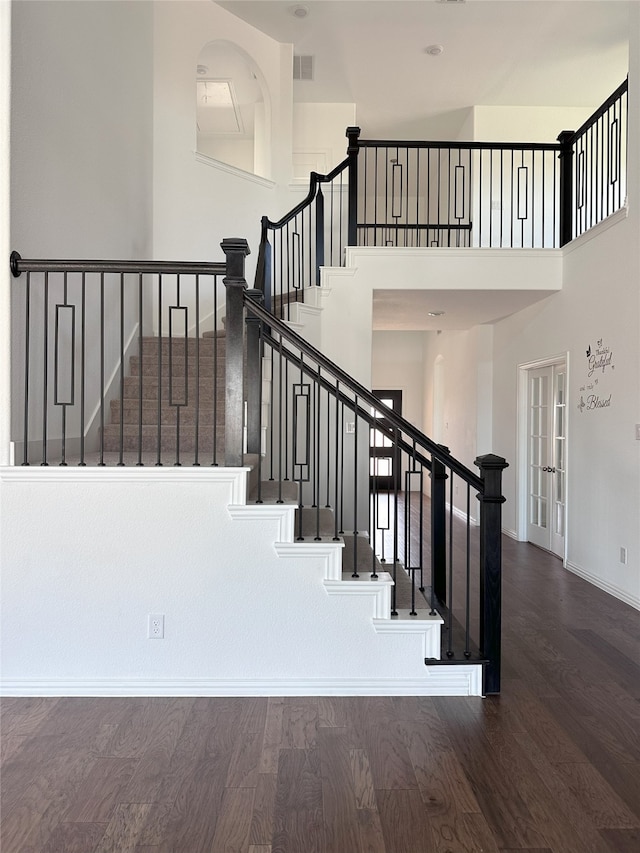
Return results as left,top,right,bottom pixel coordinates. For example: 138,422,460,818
2,536,639,852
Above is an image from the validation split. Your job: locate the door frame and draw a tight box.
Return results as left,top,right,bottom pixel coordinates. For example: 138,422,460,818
516,352,570,564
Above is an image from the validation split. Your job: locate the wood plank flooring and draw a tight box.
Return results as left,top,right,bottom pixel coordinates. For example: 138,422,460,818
2,537,639,852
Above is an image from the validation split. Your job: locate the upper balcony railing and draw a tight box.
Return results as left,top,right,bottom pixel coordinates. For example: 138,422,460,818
257,79,628,317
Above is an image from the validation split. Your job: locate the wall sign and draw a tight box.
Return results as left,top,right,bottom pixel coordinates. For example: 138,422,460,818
578,338,614,413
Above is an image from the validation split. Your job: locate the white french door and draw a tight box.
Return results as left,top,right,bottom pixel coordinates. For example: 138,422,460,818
527,362,567,557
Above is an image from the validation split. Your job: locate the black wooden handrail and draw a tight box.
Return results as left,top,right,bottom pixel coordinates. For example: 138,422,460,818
358,139,561,152
10,252,226,278
261,159,348,230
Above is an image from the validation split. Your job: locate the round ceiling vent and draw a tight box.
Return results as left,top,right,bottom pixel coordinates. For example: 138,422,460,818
425,44,444,56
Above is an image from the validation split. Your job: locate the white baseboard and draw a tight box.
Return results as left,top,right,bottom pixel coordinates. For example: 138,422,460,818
502,527,519,541
565,561,640,610
447,501,479,527
0,670,483,698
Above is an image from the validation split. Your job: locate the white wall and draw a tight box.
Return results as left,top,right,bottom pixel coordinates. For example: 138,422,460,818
421,325,495,473
320,247,562,389
152,0,294,279
0,0,11,465
372,331,425,430
491,9,640,608
472,105,597,143
292,102,356,179
10,0,155,447
493,212,639,607
10,0,153,259
0,468,464,694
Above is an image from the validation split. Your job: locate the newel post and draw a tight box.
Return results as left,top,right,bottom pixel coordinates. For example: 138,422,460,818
430,445,449,605
474,453,508,695
346,126,361,247
557,130,575,247
244,288,264,456
222,237,250,467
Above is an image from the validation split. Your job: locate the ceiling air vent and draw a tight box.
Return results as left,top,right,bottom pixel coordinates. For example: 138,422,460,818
293,55,314,81
437,0,466,4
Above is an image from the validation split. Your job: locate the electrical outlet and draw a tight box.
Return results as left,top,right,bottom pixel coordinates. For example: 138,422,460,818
620,547,628,565
148,614,164,639
635,424,640,440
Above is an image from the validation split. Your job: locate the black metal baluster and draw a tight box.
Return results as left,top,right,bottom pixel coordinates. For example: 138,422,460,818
79,273,86,466
278,334,284,501
500,149,505,247
339,170,344,258
99,273,105,466
363,149,368,248
478,149,483,246
597,119,602,224
333,384,341,540
58,273,69,465
137,273,143,466
326,381,331,508
352,397,359,577
194,274,200,466
338,396,345,536
415,148,420,245
489,150,493,246
268,336,274,482
256,317,264,504
374,148,379,246
156,274,162,466
296,352,305,542
465,483,471,658
553,147,558,246
313,371,320,535
606,108,611,218
370,425,378,578
174,276,183,466
418,465,424,593
212,274,218,466
590,123,595,229
542,151,546,248
391,441,399,615
118,272,125,465
41,272,49,466
446,467,454,657
509,149,514,247
437,148,443,240
22,273,31,465
531,150,536,248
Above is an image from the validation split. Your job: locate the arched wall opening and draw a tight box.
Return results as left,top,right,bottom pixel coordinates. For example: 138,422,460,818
196,40,271,179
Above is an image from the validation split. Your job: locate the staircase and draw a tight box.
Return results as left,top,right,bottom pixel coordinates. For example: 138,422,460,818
102,333,227,461
94,328,485,694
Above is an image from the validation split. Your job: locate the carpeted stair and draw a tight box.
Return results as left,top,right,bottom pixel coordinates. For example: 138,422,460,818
102,334,227,459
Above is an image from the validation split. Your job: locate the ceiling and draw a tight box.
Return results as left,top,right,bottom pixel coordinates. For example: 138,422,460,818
371,288,557,331
219,0,630,330
220,0,630,138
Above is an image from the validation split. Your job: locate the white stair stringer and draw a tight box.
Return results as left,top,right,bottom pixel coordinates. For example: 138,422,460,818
228,498,484,696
